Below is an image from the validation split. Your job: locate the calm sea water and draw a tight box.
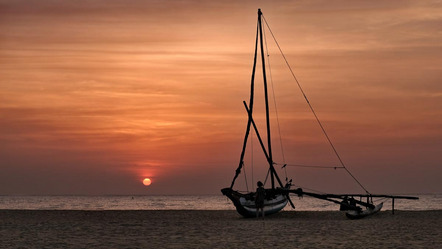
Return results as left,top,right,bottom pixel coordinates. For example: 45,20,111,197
0,194,440,211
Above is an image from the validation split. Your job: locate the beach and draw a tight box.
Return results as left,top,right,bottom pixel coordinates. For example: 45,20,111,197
1,210,441,248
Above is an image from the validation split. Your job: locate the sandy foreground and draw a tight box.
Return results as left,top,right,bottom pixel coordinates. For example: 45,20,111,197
1,210,441,248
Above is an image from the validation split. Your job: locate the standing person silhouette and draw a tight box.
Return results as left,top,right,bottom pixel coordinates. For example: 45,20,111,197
255,181,266,218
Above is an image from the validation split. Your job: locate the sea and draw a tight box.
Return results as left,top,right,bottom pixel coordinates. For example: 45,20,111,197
0,194,441,211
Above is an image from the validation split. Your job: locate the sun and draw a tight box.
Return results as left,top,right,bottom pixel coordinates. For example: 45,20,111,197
142,178,152,186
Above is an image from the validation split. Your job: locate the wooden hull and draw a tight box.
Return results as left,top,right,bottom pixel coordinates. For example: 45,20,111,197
221,188,288,218
346,202,383,219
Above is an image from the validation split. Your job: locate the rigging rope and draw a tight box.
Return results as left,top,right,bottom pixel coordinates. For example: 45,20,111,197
251,128,254,188
262,14,370,195
243,161,249,192
282,163,345,169
263,168,270,186
262,19,288,182
294,184,328,195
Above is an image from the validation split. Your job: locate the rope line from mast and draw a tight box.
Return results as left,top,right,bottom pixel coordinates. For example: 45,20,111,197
262,20,288,182
243,161,249,192
251,128,254,189
293,185,328,195
262,14,370,195
281,163,345,169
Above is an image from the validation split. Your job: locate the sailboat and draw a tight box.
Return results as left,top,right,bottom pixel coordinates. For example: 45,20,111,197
221,9,418,219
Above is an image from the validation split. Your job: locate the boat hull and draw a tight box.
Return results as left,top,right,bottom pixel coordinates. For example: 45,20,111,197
221,188,288,218
345,202,383,219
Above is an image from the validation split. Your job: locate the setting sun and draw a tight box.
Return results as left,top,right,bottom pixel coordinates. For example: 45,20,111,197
143,178,152,186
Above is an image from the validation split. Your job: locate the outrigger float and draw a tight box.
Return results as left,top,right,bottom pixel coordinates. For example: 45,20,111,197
221,9,418,219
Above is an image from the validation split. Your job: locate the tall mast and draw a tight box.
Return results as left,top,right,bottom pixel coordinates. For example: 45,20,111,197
258,9,275,189
229,9,284,190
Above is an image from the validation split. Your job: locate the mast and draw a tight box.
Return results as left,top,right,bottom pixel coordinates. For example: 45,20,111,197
230,9,284,190
258,9,275,189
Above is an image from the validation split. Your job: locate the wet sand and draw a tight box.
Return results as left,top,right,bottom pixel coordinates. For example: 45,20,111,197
1,210,441,248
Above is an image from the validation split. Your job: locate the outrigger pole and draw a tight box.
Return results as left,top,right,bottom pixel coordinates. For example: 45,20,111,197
288,188,418,214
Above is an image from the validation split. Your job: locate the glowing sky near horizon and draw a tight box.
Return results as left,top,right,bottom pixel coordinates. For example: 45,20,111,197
1,0,441,195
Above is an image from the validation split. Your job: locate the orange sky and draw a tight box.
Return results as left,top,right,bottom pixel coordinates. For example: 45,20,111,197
1,0,441,195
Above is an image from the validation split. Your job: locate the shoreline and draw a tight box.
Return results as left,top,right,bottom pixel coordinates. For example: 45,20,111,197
2,210,441,248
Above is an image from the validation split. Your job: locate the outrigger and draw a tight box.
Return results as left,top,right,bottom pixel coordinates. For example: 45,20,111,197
288,189,418,219
221,9,418,219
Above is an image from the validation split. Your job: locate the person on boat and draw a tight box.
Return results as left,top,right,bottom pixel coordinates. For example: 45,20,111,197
340,196,350,211
348,197,362,212
255,181,266,217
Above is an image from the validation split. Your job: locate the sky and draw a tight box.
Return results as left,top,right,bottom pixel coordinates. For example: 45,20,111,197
1,0,441,195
